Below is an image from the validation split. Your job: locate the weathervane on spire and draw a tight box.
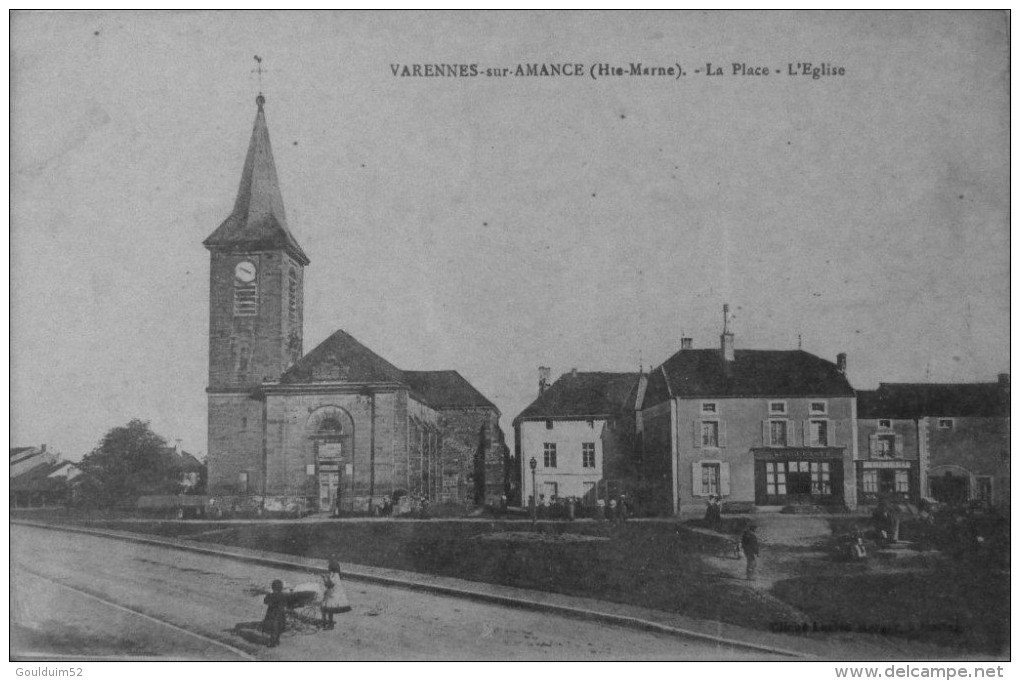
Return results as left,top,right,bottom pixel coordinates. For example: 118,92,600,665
252,55,267,108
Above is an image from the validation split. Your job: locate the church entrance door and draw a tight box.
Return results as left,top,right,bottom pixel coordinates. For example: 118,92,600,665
318,469,340,513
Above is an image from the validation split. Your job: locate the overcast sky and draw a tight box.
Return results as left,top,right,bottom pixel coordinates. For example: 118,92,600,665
11,11,1009,460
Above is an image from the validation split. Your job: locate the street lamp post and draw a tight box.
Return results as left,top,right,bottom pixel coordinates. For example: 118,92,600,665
529,457,538,527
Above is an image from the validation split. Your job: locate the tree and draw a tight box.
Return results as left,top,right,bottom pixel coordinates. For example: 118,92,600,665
76,419,180,507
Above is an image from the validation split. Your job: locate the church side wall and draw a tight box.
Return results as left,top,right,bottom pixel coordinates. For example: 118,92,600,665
439,408,505,506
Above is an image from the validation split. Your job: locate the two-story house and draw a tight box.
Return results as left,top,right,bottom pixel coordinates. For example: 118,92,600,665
856,378,1009,508
855,389,923,506
637,306,858,514
513,368,641,507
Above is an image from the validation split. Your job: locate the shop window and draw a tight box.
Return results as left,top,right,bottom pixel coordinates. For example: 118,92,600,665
582,442,595,468
766,462,787,496
810,461,832,495
895,470,910,494
862,469,878,493
543,443,557,468
809,420,829,447
701,421,719,447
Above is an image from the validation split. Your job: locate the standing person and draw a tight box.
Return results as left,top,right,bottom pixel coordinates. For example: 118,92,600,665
618,495,630,523
321,558,351,629
607,497,617,524
740,524,760,581
566,496,576,521
262,579,288,647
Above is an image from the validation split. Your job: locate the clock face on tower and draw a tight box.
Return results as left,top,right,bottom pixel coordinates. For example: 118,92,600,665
234,261,257,283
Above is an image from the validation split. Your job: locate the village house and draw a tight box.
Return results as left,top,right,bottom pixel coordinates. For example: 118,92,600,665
9,445,79,508
635,306,858,515
513,368,641,508
203,94,505,512
856,377,1009,509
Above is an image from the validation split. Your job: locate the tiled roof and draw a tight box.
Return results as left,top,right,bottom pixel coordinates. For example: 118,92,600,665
281,329,405,385
643,349,854,407
203,96,309,265
403,370,497,410
514,372,640,423
279,329,498,411
10,447,35,459
857,382,1008,419
10,461,73,493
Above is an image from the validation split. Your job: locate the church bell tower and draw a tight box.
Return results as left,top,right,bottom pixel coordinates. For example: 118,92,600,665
204,93,309,495
204,94,310,392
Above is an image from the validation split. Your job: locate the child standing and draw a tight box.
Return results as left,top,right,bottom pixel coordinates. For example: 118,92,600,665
321,559,351,629
262,579,287,647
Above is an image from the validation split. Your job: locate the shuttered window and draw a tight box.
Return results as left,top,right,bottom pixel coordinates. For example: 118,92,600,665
234,281,258,316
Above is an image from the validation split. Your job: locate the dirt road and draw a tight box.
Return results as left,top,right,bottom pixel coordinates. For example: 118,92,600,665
11,524,771,660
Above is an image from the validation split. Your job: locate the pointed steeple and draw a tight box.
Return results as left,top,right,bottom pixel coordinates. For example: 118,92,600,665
204,94,309,265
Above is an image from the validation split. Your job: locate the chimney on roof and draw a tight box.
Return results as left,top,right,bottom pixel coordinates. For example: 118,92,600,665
681,337,693,350
538,366,551,395
41,444,46,453
571,367,578,379
720,304,734,362
836,352,847,375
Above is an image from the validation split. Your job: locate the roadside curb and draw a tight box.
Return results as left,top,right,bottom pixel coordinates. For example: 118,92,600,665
13,520,810,659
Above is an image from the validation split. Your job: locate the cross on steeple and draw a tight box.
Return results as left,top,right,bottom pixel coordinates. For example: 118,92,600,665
252,55,267,94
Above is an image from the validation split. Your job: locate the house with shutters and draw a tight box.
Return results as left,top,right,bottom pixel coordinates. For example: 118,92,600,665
855,377,1009,509
635,306,858,515
513,368,641,507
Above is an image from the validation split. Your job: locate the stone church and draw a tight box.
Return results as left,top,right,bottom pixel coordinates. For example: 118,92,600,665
204,94,507,513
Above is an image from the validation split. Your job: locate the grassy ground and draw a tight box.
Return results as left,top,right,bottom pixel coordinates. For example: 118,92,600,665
13,510,1008,655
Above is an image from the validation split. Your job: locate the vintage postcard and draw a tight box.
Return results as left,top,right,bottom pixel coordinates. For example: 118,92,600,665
9,10,1010,666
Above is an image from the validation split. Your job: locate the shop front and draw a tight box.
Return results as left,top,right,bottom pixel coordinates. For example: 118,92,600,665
856,460,918,506
753,447,845,506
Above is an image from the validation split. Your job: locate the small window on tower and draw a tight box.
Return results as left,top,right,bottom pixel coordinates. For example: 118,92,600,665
288,268,298,325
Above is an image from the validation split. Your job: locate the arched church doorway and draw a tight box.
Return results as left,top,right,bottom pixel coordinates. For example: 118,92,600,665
308,408,353,514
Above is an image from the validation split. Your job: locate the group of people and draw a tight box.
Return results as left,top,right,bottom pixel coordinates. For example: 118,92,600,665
261,558,351,647
528,493,633,522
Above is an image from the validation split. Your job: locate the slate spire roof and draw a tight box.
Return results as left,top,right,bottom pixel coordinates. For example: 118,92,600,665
203,95,310,265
